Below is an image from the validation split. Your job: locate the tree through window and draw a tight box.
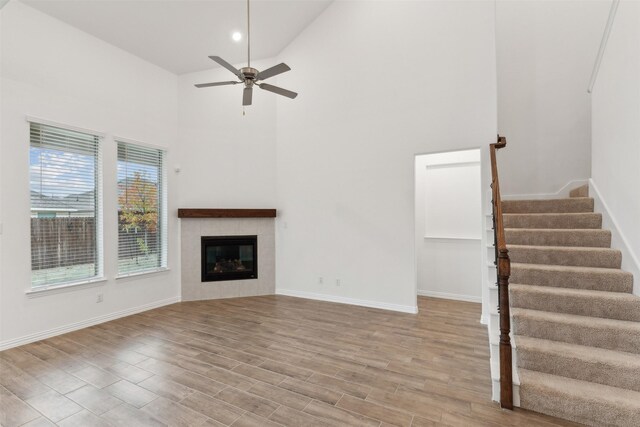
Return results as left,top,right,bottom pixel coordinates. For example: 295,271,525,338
117,142,166,275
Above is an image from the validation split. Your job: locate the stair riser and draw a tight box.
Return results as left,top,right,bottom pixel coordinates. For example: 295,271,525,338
513,315,640,354
504,214,602,229
517,348,640,392
510,266,633,293
505,229,611,248
509,247,622,269
502,198,594,214
519,386,640,427
511,289,640,322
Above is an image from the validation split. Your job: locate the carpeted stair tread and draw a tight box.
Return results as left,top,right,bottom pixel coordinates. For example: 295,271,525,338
505,184,638,426
502,197,594,214
518,369,640,426
508,245,622,269
510,284,640,321
570,184,589,198
510,263,633,293
511,308,640,354
516,336,640,392
505,228,611,247
503,213,602,229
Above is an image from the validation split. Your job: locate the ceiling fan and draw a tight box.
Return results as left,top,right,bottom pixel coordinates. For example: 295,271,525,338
195,0,298,106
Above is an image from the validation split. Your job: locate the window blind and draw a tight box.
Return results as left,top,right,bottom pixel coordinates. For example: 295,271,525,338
117,141,166,275
29,122,102,287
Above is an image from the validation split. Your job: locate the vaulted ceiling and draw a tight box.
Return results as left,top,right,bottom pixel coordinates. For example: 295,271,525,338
22,0,333,75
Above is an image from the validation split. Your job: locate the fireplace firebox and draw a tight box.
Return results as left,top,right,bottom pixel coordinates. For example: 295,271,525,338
201,235,257,282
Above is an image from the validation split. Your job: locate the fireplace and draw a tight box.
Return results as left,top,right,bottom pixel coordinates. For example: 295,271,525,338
201,235,257,282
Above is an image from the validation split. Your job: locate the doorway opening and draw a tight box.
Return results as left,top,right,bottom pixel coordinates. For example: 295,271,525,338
414,148,483,302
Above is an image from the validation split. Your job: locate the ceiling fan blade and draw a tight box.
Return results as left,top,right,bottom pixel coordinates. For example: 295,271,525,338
194,81,239,88
243,87,253,106
257,63,291,81
259,83,298,99
208,56,241,77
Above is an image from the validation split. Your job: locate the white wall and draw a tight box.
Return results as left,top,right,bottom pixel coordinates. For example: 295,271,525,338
496,0,610,196
415,150,483,302
0,2,180,348
274,0,498,312
176,62,278,209
591,0,640,295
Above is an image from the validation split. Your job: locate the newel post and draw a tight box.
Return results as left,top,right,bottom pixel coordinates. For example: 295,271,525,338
498,247,513,409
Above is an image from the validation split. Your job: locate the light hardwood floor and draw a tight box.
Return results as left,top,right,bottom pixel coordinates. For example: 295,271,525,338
0,296,580,426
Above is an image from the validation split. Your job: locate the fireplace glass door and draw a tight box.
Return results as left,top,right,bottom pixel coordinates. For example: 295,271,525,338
201,235,257,282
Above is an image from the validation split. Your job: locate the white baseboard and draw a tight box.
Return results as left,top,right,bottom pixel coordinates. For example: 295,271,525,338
590,179,640,295
502,179,588,200
417,289,481,303
276,289,418,314
0,296,181,351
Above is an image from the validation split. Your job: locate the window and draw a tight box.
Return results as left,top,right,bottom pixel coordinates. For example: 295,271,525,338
117,141,166,275
30,122,102,287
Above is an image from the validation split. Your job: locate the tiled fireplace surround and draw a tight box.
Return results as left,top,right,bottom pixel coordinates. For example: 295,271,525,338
179,211,276,301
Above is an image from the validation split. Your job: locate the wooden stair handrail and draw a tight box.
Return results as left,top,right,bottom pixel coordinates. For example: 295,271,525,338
490,135,513,410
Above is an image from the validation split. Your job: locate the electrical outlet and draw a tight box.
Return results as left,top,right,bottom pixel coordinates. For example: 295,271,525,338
336,279,341,287
318,277,323,284
96,294,104,303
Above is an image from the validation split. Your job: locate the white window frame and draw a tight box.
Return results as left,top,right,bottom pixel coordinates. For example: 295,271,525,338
27,118,105,292
115,138,168,278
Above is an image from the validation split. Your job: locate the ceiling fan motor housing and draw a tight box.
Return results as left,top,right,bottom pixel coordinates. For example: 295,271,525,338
241,67,259,81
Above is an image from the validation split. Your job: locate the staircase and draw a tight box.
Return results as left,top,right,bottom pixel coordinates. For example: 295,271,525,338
503,185,640,426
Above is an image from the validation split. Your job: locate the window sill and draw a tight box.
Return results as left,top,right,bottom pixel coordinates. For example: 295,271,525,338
26,277,107,298
116,267,170,281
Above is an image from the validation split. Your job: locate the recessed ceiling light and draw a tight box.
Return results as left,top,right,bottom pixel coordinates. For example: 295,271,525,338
232,32,242,42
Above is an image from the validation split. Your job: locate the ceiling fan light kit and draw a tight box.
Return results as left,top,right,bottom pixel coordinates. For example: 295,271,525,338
195,0,298,106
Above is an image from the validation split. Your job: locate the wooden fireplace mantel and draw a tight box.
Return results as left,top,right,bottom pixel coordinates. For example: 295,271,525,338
177,208,277,219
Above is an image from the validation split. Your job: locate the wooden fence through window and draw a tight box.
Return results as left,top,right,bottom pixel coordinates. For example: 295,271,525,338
31,217,158,269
